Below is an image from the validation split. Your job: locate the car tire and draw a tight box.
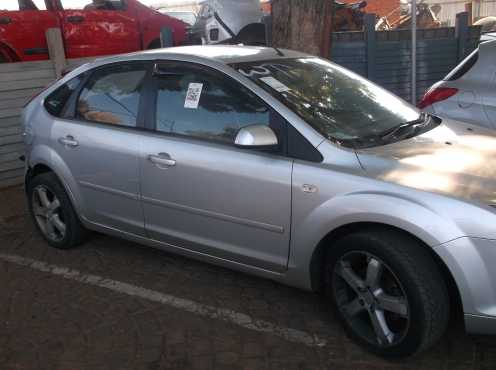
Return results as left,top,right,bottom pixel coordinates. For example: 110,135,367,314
325,229,449,357
27,172,88,249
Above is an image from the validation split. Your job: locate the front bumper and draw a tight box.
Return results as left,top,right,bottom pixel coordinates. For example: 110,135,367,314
435,237,496,335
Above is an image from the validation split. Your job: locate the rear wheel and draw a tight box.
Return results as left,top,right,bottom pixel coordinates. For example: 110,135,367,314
27,172,88,249
326,229,449,357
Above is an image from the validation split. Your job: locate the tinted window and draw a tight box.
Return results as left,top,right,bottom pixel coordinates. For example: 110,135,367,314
44,75,84,117
154,63,271,144
445,50,479,81
77,64,146,127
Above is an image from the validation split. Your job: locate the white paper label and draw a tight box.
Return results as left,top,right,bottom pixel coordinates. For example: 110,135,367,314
259,77,290,92
184,83,204,109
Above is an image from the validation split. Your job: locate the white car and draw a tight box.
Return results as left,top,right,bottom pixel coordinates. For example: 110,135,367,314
419,40,496,130
189,0,264,45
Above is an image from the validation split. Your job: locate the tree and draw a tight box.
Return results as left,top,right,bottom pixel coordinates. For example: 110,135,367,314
271,0,333,58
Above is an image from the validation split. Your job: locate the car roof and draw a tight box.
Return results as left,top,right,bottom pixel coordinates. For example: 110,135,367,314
91,45,310,66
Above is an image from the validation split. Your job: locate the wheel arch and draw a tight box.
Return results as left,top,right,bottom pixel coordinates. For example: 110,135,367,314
309,221,463,317
146,38,162,50
0,41,21,62
26,150,84,221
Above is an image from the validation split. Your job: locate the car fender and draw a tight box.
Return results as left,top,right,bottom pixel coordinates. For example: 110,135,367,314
285,191,464,290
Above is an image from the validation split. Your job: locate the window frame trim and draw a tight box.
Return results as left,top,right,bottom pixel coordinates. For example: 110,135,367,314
146,59,289,155
62,60,152,131
43,72,87,119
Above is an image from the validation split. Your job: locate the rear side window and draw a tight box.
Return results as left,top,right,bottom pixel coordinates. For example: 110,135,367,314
77,64,147,127
445,50,479,81
44,75,84,117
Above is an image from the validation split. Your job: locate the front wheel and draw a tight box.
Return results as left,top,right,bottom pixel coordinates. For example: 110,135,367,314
326,229,449,357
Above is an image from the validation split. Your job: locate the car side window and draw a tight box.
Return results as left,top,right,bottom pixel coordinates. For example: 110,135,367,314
77,63,147,127
44,74,85,117
60,0,124,11
153,63,274,145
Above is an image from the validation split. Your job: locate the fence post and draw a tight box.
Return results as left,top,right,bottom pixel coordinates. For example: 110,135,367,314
455,12,469,61
263,15,273,47
46,28,67,78
364,13,376,81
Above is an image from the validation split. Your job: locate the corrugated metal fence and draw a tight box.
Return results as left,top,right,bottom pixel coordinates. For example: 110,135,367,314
331,12,481,103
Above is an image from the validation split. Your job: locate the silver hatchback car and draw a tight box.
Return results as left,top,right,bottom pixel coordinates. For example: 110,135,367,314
419,40,496,129
22,45,496,357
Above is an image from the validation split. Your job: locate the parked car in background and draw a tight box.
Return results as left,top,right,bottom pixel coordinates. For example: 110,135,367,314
0,0,187,62
158,10,197,26
481,32,496,43
418,40,496,130
22,45,496,357
189,0,264,45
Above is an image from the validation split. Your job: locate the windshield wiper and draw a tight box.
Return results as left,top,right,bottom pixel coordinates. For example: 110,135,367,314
380,113,427,142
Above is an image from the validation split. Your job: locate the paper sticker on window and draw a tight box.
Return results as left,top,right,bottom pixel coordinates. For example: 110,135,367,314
259,77,290,92
184,83,204,109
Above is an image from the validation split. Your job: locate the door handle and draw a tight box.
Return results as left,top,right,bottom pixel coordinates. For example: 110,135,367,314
0,16,12,25
67,15,85,24
148,153,176,168
58,135,79,148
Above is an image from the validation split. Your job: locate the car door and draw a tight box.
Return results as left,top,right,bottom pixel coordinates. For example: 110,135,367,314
50,62,150,236
0,0,58,62
57,0,140,59
140,61,293,272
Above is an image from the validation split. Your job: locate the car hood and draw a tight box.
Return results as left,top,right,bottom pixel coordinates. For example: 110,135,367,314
214,0,263,34
356,119,496,205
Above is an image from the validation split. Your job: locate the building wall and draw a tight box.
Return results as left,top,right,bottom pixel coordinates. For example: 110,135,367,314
424,0,496,26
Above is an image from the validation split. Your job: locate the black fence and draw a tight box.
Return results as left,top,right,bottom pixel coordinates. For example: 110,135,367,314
331,12,481,103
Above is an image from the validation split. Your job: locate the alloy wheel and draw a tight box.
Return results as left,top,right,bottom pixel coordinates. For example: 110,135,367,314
332,251,410,347
32,185,66,243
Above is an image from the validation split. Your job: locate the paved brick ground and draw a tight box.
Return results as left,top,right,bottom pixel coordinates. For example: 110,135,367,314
1,186,496,370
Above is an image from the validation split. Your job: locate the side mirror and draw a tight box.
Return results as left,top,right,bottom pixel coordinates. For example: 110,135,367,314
235,125,279,149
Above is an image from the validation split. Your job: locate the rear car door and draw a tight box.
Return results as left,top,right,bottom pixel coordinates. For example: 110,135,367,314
58,0,140,59
140,61,293,272
49,62,149,235
0,0,58,62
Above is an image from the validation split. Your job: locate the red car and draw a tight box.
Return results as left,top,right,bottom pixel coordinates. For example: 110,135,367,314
0,0,187,62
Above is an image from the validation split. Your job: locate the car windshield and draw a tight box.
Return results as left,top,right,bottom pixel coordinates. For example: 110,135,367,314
233,57,429,149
